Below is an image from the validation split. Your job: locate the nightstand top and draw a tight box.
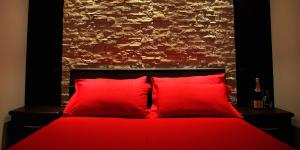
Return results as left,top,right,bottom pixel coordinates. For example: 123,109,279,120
237,107,294,118
9,106,62,116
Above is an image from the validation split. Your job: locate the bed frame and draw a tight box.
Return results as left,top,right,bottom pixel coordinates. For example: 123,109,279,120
69,68,225,107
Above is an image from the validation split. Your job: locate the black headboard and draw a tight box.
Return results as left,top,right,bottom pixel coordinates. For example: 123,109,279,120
69,68,225,107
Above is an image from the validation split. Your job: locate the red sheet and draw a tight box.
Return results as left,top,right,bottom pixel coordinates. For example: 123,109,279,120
8,117,294,150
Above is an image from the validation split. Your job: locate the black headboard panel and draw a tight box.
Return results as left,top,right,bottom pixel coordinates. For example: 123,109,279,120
69,68,225,98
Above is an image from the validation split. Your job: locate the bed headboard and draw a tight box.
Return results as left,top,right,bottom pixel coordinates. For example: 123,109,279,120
69,68,225,107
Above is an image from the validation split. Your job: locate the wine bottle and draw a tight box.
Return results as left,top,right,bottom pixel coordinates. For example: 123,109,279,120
253,78,264,109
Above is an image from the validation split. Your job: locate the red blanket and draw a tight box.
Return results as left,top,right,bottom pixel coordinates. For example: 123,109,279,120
8,117,294,150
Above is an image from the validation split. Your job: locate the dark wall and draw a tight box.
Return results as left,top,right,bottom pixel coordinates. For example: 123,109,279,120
233,0,274,107
25,0,274,108
25,0,63,106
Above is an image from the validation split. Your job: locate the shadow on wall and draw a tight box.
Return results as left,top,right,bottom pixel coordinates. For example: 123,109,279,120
1,114,13,149
291,126,300,149
1,123,8,149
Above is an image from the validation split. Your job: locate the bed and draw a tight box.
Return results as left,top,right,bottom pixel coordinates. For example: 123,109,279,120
8,68,295,150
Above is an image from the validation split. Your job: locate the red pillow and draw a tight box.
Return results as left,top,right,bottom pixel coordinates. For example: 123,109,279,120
155,83,242,118
152,74,226,106
63,76,150,118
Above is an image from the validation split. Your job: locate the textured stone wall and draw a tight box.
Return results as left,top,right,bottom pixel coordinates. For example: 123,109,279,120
62,0,236,103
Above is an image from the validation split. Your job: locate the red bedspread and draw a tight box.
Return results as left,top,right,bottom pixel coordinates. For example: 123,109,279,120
8,117,294,150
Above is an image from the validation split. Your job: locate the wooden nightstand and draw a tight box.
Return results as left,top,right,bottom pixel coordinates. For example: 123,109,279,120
237,107,294,145
6,106,62,148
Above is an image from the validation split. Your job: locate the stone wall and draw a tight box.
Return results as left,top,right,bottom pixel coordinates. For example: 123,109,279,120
62,0,236,103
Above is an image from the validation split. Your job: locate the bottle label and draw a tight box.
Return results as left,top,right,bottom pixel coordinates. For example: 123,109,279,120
253,100,263,109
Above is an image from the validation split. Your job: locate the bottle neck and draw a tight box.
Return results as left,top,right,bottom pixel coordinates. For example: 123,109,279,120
255,78,261,92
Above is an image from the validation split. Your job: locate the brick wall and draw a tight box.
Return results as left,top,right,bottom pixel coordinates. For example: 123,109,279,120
62,0,236,103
